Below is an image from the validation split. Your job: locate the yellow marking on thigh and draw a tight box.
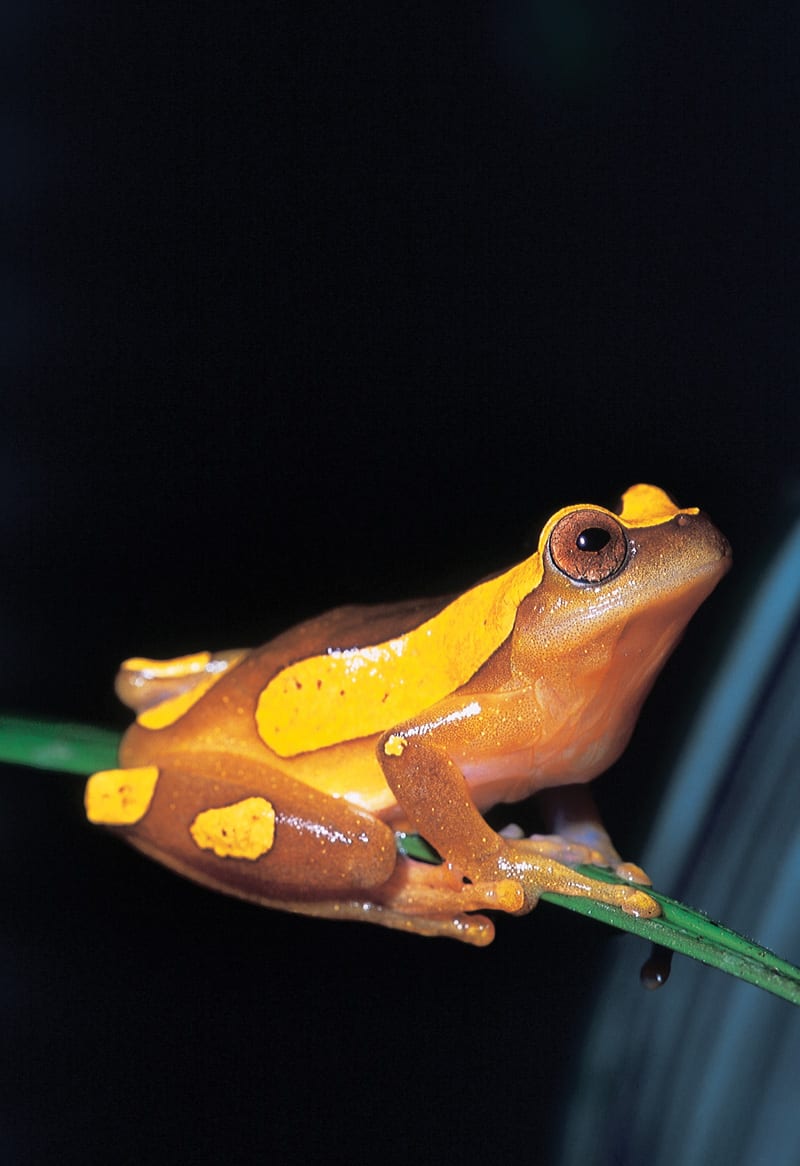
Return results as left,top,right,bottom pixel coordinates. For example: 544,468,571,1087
121,653,213,678
136,676,218,729
189,797,276,860
85,766,160,825
116,652,244,728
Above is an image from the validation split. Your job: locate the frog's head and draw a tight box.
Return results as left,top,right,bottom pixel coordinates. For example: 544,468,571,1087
514,484,731,700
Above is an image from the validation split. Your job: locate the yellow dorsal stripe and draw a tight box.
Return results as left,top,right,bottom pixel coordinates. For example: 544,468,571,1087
257,554,542,757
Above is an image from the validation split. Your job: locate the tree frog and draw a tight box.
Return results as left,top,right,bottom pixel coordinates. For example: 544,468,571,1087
85,484,730,946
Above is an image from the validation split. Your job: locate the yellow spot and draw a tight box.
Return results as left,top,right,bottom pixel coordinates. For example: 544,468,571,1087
85,766,159,825
189,797,276,861
383,734,407,757
121,653,213,678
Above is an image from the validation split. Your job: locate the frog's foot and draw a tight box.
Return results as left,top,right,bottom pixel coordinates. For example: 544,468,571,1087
234,856,523,946
492,839,660,919
259,846,657,943
518,832,612,869
260,891,501,946
365,857,527,944
522,830,653,887
279,860,527,946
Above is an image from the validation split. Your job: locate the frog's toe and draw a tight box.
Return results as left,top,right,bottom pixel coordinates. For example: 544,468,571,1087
612,884,660,918
556,873,660,919
613,860,652,886
520,833,609,868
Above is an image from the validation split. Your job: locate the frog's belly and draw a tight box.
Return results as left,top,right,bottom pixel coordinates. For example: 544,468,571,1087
459,731,622,811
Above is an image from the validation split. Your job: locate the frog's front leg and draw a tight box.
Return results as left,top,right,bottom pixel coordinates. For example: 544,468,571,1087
378,695,660,919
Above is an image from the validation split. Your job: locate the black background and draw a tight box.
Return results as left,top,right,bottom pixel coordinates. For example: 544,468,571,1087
5,4,798,1164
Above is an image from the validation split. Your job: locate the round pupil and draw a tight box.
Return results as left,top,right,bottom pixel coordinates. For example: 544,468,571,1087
576,527,611,553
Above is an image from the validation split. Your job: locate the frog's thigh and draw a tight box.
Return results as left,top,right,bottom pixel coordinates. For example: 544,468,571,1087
86,753,397,899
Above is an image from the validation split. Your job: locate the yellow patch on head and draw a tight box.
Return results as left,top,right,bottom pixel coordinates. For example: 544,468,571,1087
537,484,698,551
616,483,698,528
189,797,276,861
85,766,160,825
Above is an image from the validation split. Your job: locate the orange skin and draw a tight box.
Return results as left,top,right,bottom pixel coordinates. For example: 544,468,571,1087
85,485,730,945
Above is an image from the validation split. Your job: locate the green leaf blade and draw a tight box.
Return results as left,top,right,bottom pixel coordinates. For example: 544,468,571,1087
0,717,120,776
544,867,800,1006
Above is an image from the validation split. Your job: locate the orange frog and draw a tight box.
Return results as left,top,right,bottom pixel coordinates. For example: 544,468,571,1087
85,485,730,945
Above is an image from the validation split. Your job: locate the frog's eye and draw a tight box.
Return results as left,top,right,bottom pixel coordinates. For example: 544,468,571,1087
548,510,628,584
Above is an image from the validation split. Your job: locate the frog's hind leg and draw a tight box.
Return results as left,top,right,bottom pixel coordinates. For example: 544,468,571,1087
85,753,533,946
85,752,399,904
